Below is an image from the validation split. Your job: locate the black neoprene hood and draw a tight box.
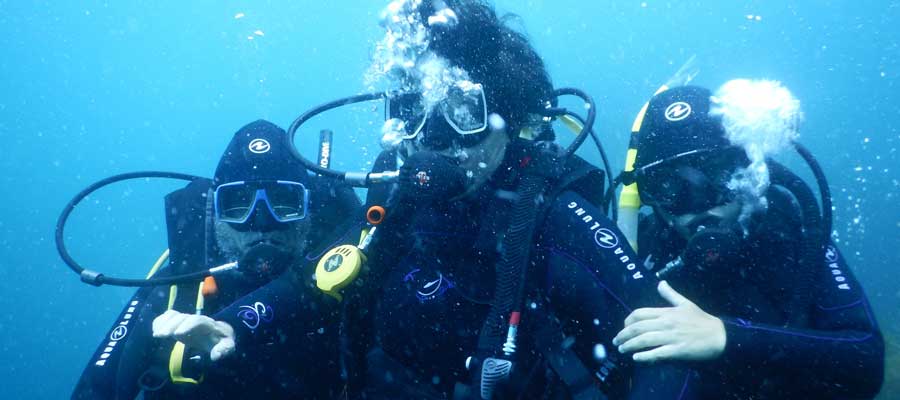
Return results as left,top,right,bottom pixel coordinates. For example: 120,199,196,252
214,120,310,186
633,86,731,170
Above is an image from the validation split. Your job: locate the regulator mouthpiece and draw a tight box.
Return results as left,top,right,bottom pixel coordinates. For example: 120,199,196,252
238,243,293,282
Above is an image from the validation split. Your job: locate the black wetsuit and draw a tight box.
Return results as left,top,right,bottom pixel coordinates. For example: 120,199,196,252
637,187,884,399
358,155,692,399
71,178,362,400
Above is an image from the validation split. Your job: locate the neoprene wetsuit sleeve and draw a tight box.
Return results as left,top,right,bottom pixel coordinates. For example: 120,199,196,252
194,274,348,398
537,190,695,399
719,241,884,398
71,284,170,400
208,274,343,368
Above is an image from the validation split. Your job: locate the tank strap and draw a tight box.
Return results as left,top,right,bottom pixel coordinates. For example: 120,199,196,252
532,312,609,400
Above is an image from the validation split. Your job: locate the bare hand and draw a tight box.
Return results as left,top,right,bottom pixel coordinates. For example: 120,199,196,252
152,310,236,362
612,281,726,362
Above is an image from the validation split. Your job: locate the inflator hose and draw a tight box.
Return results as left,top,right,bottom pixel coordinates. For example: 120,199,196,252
479,173,547,353
553,88,597,161
286,92,387,180
563,111,617,215
768,161,823,327
472,86,600,356
794,143,833,243
55,171,216,287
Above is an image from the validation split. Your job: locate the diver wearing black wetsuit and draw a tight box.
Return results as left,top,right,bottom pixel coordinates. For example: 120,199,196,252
71,120,361,399
621,85,884,398
359,148,690,400
636,189,884,399
346,1,695,398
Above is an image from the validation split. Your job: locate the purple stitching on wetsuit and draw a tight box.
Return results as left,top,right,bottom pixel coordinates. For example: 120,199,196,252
548,247,633,312
817,298,863,311
727,294,877,343
724,320,873,343
403,268,421,282
677,374,690,400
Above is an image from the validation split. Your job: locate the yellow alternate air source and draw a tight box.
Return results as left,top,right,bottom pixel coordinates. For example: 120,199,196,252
316,244,366,302
618,85,669,250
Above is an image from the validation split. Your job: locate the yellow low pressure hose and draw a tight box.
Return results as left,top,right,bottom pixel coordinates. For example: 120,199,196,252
618,85,669,250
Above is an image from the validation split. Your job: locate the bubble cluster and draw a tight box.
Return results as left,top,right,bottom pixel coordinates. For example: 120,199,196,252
711,79,803,222
367,0,471,115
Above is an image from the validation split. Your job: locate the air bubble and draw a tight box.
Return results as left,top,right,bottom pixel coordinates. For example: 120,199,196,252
593,344,607,360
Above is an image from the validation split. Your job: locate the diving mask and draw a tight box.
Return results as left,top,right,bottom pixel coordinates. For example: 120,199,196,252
635,150,738,215
213,180,309,224
386,80,488,140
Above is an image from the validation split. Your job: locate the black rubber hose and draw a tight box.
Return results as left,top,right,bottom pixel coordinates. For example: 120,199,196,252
564,111,617,218
794,143,833,244
768,161,822,327
286,92,387,180
55,171,213,287
553,88,597,160
478,173,547,354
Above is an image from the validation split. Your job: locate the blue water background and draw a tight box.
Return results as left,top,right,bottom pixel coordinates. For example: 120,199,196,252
0,1,897,398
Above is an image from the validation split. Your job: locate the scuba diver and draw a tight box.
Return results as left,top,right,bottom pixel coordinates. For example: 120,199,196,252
68,120,361,399
610,83,885,398
294,1,697,398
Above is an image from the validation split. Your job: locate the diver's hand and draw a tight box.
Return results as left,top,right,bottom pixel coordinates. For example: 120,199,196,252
152,310,236,362
612,281,726,363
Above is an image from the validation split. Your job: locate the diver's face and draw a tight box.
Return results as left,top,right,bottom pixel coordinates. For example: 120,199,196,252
214,217,310,264
654,201,742,240
403,118,509,195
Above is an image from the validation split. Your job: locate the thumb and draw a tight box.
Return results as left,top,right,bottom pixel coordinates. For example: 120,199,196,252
658,280,692,307
210,337,236,362
209,322,236,362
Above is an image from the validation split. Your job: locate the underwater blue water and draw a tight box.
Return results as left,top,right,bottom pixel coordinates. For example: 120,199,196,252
0,1,897,398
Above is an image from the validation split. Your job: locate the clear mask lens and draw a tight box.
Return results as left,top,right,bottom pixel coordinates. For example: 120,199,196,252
440,82,487,135
385,81,488,140
215,181,309,224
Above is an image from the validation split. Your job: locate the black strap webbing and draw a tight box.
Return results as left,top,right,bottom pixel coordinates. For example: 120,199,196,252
534,314,607,400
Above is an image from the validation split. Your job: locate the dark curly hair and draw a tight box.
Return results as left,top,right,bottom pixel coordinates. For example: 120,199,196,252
418,0,554,136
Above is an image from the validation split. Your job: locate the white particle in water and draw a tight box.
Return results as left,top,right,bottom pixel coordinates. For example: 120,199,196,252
594,344,607,360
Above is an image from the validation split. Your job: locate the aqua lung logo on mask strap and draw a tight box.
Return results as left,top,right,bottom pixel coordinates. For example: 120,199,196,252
248,138,271,154
664,102,692,122
567,201,643,280
93,300,140,367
